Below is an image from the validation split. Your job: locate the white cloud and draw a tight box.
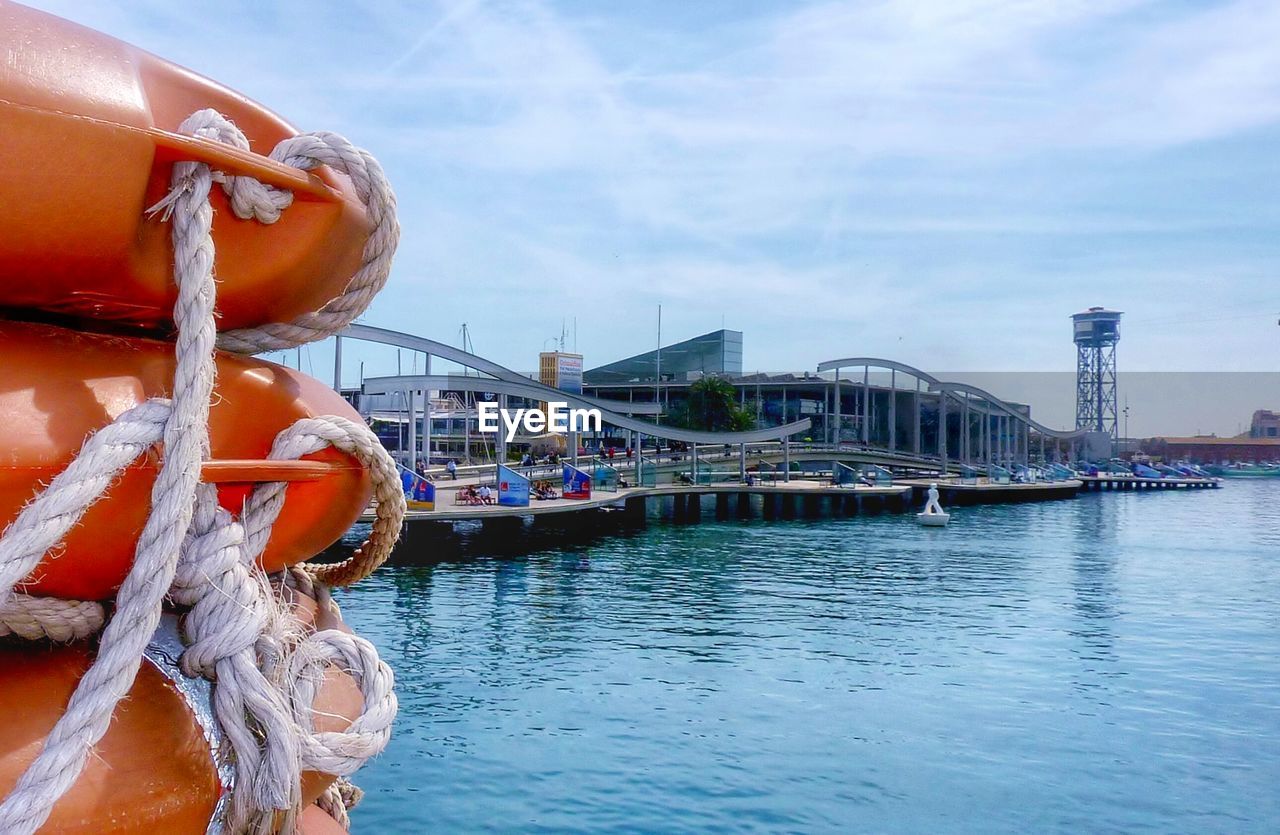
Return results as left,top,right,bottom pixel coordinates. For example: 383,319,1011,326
17,0,1280,378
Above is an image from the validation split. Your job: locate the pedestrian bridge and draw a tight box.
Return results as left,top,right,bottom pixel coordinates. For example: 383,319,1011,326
336,324,1088,476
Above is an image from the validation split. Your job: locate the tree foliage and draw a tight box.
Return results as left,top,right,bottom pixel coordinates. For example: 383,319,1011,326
670,376,756,432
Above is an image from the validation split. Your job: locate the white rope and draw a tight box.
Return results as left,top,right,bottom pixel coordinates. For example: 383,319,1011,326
170,408,405,832
0,113,223,830
284,629,397,777
0,109,403,833
315,777,363,831
0,596,104,642
152,108,401,355
0,399,168,602
246,415,405,588
173,489,303,833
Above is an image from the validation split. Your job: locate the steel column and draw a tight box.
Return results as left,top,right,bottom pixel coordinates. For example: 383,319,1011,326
333,334,343,393
888,369,896,452
833,369,841,445
497,393,507,466
407,387,417,470
862,366,870,445
914,379,922,456
939,391,948,472
422,355,432,465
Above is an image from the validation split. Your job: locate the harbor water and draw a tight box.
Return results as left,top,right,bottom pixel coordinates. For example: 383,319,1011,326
343,481,1280,832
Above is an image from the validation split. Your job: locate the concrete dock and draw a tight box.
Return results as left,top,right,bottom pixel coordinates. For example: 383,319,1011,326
352,474,1150,560
336,471,1234,564
1077,474,1221,491
914,478,1084,506
367,480,913,525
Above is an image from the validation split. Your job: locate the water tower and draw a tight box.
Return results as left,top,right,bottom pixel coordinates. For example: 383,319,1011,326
1072,307,1122,438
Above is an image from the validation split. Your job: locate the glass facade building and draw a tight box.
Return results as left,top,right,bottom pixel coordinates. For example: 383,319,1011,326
583,329,743,384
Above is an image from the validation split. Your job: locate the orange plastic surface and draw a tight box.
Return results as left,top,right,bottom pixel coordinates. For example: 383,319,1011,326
0,321,374,600
0,1,372,333
0,597,366,832
0,644,219,833
299,805,350,835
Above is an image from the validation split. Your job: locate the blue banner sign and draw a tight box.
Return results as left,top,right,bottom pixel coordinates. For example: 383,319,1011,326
563,464,592,499
498,464,530,507
406,474,434,510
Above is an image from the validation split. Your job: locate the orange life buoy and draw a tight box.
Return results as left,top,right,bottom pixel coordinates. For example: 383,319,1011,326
299,804,350,835
0,593,366,831
0,642,221,833
0,2,372,334
0,321,373,600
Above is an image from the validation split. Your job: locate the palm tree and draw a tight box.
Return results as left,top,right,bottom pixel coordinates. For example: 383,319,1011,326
670,376,755,432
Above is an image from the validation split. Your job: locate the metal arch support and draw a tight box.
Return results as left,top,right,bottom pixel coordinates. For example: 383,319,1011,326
817,356,1086,441
928,381,1085,440
362,374,813,446
343,323,662,416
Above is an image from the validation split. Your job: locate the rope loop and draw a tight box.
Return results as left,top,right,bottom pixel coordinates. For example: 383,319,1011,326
150,109,401,356
285,628,397,777
246,415,406,588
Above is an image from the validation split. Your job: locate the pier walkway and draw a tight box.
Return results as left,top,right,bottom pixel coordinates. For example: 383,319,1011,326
1078,474,1220,491
368,481,910,524
362,475,1089,539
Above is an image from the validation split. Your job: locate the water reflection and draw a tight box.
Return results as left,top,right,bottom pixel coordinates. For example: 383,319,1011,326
1068,495,1121,672
339,483,1280,834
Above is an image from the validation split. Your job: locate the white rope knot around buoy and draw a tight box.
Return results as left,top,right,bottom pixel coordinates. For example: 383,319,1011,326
0,109,405,834
150,108,402,356
316,777,364,830
285,629,397,778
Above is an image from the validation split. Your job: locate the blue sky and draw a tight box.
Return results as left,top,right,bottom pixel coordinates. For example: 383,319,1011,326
28,0,1280,381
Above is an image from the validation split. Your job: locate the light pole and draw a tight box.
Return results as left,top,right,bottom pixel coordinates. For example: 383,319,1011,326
655,304,662,423
1122,401,1130,459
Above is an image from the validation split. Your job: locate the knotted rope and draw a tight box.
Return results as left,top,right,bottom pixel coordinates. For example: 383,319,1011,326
316,778,363,830
150,108,400,356
0,110,405,833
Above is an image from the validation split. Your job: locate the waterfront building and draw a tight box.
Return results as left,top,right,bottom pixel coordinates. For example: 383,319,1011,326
1144,435,1280,464
577,330,1080,468
342,325,1087,469
1249,409,1280,438
583,329,743,387
539,351,584,394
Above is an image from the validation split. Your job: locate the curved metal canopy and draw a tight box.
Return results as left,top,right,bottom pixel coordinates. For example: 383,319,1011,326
343,323,660,415
362,374,814,445
816,356,1086,440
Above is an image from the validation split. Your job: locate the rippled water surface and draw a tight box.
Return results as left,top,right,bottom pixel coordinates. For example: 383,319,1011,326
341,482,1280,832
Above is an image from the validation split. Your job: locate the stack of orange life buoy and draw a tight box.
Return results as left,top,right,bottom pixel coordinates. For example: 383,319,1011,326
0,2,406,832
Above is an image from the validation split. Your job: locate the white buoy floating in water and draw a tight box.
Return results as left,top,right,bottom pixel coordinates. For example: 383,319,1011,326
917,482,950,527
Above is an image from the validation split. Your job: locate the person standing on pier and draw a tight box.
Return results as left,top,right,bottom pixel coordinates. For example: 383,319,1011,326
446,459,457,480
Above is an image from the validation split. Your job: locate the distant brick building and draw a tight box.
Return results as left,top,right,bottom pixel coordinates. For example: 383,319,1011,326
1251,410,1280,439
1144,436,1280,464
